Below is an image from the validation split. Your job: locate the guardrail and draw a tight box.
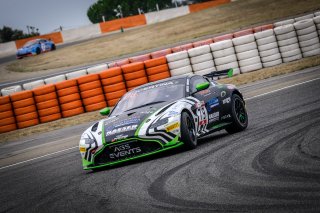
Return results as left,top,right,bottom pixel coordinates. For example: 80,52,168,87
0,11,320,133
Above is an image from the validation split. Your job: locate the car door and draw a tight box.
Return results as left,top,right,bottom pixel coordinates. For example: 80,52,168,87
190,76,222,131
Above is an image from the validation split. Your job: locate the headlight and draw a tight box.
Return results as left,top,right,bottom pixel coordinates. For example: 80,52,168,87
79,135,95,145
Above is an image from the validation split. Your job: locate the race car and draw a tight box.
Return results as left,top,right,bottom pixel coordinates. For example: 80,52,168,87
16,38,56,59
79,69,248,170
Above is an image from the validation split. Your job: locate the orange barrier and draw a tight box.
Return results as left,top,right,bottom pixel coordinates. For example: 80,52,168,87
15,32,63,49
0,96,17,133
99,67,127,107
55,80,84,118
193,39,213,47
121,62,148,91
253,24,274,33
10,91,39,129
233,28,253,38
189,0,230,13
144,57,171,82
33,84,61,123
77,74,107,112
99,15,146,33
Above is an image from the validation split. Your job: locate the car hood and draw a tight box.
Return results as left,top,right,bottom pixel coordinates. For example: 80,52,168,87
102,108,156,143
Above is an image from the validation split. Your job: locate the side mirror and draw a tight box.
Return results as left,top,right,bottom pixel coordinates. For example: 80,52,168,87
196,82,210,91
100,107,110,116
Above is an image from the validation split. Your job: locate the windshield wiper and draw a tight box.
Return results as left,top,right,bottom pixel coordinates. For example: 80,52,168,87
125,101,166,112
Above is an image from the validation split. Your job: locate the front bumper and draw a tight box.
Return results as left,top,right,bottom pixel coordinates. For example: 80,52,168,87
82,136,182,170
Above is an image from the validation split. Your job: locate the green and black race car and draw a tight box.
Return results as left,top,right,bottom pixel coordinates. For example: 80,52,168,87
79,69,248,170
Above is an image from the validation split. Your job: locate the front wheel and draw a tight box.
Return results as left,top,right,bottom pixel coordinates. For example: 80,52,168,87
181,112,197,149
225,94,248,134
36,47,41,55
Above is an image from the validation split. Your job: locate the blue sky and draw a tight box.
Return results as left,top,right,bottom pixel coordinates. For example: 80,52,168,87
0,0,97,34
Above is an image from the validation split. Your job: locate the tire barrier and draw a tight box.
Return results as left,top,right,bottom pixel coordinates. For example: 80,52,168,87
255,29,282,68
86,64,108,74
188,45,216,76
232,33,262,73
172,43,194,53
166,51,193,77
66,69,87,80
44,75,66,84
1,85,22,96
33,84,61,123
192,39,213,47
150,48,172,59
77,74,107,112
210,40,240,76
55,79,84,118
10,91,39,129
294,19,320,57
144,57,171,82
0,96,17,133
129,54,151,63
121,62,148,91
2,12,320,133
99,67,127,107
274,24,302,63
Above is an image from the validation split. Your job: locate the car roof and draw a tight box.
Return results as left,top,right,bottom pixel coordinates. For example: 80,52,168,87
132,74,198,91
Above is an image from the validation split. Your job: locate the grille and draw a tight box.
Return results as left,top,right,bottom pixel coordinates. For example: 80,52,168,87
94,140,162,165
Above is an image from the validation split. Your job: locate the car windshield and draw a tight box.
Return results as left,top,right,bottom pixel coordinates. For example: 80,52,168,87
111,79,185,115
23,40,39,47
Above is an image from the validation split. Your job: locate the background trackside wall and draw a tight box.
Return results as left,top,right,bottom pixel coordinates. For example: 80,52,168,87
99,15,147,33
0,41,17,58
145,7,189,25
61,24,102,43
188,0,230,13
15,32,64,49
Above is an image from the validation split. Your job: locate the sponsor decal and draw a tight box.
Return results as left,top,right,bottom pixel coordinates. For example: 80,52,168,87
111,134,128,142
206,98,219,112
222,97,231,104
137,81,174,92
167,111,179,116
79,147,86,152
165,122,180,132
114,118,140,128
106,125,138,136
109,144,141,159
199,119,208,125
194,101,205,109
98,131,102,135
209,112,219,122
221,91,226,97
198,89,211,96
221,114,231,120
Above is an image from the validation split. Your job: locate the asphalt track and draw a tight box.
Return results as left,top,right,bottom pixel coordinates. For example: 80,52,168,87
0,66,319,212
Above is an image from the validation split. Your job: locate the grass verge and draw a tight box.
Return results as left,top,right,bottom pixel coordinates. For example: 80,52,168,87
1,55,320,143
7,0,320,72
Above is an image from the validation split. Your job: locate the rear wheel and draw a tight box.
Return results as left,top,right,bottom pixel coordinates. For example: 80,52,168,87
36,47,41,55
51,44,56,50
225,94,248,134
181,112,197,149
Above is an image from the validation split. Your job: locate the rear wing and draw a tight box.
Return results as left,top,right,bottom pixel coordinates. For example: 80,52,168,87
203,68,233,79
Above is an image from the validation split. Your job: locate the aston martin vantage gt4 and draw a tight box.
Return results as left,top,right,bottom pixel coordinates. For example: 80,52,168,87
79,69,248,170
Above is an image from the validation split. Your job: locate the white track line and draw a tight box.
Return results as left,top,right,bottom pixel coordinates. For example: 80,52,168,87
0,146,78,170
1,77,320,171
244,77,320,101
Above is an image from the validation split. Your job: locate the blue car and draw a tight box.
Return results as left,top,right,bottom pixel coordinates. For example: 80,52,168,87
16,38,56,59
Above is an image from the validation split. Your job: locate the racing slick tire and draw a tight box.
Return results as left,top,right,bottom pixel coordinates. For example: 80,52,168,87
51,44,56,51
225,94,248,134
181,111,197,149
36,47,41,55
